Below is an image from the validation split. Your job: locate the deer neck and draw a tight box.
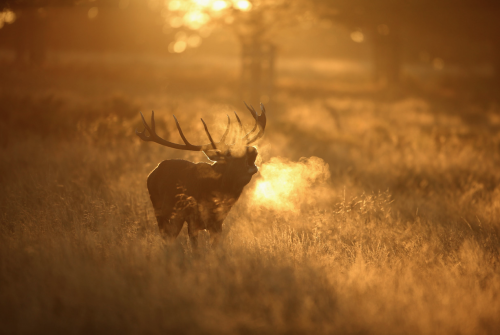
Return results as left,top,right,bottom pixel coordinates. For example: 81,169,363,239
211,162,246,199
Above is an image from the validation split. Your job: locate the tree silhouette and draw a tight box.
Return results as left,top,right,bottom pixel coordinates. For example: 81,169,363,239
159,0,307,104
0,1,89,65
314,0,500,85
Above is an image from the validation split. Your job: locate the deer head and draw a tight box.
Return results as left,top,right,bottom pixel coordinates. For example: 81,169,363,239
136,102,267,187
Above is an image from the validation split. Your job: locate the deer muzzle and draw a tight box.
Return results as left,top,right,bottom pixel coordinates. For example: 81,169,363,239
248,165,259,175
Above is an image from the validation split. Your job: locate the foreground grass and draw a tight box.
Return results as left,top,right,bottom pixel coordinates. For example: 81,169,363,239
1,90,500,334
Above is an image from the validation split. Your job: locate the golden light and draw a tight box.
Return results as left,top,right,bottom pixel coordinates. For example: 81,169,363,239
0,9,17,28
4,10,16,23
88,7,99,20
350,31,364,43
173,40,187,52
187,34,202,47
235,0,252,11
212,0,228,11
168,0,182,11
194,0,211,5
162,0,256,49
175,31,187,40
199,26,213,37
184,11,210,30
169,16,184,27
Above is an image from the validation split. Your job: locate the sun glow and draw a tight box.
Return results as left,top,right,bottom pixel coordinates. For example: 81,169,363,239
0,9,16,28
235,1,251,11
184,11,210,29
212,0,228,11
168,0,182,11
163,0,255,52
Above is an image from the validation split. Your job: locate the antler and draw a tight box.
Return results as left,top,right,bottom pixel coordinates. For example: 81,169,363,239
136,111,230,152
136,103,266,151
233,102,267,145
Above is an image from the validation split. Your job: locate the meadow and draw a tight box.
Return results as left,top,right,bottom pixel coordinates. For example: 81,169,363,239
1,56,499,334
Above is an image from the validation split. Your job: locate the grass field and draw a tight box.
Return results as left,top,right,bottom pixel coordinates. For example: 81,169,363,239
1,58,499,334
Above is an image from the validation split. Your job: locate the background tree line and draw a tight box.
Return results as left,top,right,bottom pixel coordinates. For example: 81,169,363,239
1,0,500,100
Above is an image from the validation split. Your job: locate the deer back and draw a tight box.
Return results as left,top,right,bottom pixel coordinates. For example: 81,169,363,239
148,159,241,216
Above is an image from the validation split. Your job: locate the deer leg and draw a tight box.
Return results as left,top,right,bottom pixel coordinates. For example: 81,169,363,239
187,227,199,249
187,214,202,250
156,215,184,243
208,222,224,248
209,232,221,248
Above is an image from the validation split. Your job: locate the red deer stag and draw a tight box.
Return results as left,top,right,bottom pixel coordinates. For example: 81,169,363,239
136,103,267,248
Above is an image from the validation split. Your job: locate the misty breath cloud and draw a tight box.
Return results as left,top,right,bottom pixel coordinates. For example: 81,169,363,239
251,156,330,212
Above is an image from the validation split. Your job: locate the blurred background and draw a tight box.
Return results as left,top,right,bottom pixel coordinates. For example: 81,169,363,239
2,2,500,333
2,0,500,224
1,0,499,102
2,0,500,223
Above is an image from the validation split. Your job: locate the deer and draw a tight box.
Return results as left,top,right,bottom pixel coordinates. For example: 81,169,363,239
136,103,267,248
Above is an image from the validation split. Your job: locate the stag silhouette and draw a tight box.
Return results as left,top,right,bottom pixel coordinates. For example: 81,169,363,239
136,103,267,248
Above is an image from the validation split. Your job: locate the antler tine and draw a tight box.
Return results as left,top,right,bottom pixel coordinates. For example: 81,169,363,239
136,111,152,140
219,115,231,144
173,115,192,146
243,101,257,118
233,111,247,143
246,102,267,145
150,111,156,132
242,102,259,140
136,111,208,151
136,108,261,152
234,111,243,130
200,118,218,150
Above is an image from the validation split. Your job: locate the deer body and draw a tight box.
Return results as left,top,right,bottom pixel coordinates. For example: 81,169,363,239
147,158,256,246
137,103,266,248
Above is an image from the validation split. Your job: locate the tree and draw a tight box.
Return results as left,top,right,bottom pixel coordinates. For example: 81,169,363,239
0,1,85,65
1,0,310,99
313,0,500,86
158,0,308,104
0,1,165,66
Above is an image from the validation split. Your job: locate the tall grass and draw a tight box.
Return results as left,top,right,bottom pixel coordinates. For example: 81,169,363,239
1,80,500,334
